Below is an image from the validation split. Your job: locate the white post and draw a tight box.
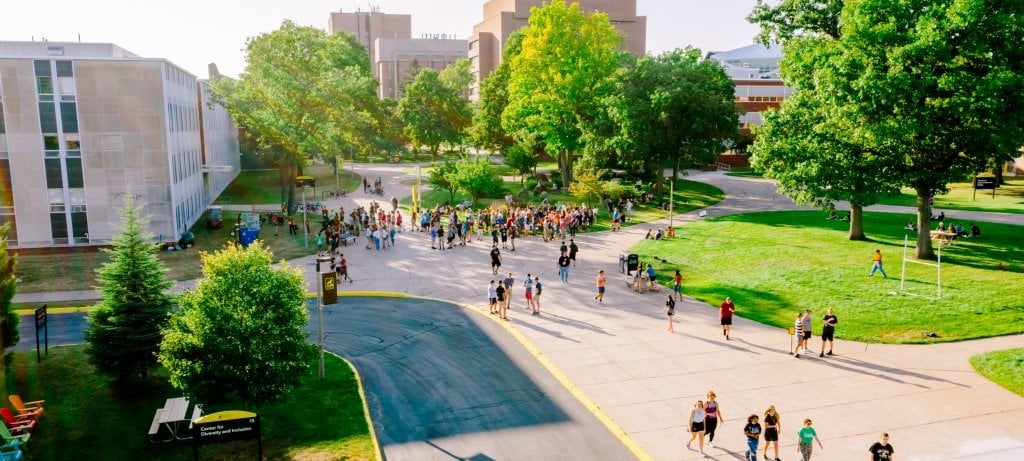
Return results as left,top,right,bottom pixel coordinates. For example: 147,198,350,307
318,271,324,379
668,179,675,228
937,243,942,299
900,236,909,292
302,186,308,249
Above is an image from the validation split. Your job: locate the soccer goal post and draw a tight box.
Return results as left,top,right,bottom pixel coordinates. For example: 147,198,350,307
896,235,943,300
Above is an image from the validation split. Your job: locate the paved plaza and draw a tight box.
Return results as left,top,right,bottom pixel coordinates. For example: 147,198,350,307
15,164,1024,460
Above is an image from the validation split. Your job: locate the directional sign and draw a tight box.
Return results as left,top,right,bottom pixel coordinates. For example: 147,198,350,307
974,177,996,190
322,272,338,305
193,411,262,460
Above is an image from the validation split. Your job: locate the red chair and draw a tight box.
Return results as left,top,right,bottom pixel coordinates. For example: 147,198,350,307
0,409,33,436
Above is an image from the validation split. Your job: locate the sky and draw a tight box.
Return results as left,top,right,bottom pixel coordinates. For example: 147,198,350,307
1,0,761,79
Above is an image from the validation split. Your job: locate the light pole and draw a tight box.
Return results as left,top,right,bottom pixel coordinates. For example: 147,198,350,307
315,254,335,380
302,185,309,249
668,179,675,228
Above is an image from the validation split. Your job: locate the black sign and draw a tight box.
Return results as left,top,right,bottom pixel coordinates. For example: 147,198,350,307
322,272,338,305
295,176,315,188
194,415,260,445
974,177,997,190
34,305,48,363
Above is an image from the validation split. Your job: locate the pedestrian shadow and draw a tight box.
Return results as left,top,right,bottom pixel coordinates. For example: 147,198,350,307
537,312,614,336
825,355,968,388
511,316,585,343
424,440,496,461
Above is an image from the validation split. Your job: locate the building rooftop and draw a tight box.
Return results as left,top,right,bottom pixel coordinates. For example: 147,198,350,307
0,41,140,59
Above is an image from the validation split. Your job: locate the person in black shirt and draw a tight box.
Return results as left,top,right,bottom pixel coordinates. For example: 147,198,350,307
558,252,572,283
744,414,762,461
660,295,675,333
869,433,894,461
819,307,838,357
490,245,502,275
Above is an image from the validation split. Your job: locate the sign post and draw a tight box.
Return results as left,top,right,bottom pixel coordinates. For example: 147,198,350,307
193,411,261,460
34,305,48,364
316,255,337,380
973,176,996,200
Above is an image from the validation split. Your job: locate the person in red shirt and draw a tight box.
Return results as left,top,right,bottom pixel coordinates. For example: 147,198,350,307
720,297,736,340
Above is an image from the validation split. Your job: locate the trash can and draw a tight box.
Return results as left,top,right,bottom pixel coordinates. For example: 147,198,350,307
239,227,259,248
626,253,639,275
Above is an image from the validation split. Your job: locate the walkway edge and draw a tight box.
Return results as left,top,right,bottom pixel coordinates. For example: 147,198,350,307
329,350,385,461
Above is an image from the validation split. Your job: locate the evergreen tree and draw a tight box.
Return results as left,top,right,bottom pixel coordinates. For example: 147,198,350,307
0,225,19,350
86,197,172,381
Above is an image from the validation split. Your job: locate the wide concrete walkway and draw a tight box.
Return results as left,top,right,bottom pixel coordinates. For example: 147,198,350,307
16,164,1024,460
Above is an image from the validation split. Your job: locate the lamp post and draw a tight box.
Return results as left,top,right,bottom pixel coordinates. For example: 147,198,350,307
302,185,309,249
315,254,335,380
668,179,675,228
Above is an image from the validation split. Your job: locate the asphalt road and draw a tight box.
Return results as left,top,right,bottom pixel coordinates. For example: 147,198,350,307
17,298,635,460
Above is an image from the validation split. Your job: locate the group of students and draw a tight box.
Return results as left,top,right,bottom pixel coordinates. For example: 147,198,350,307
486,272,545,319
685,391,894,461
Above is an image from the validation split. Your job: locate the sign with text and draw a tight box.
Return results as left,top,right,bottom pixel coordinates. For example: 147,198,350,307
974,177,997,190
35,305,48,363
193,411,260,445
322,272,338,305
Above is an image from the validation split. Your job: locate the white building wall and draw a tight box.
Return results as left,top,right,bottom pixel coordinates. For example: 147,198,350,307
197,79,239,207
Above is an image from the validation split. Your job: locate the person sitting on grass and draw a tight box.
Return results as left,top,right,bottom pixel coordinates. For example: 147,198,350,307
644,228,654,240
970,223,981,238
655,228,663,240
905,219,917,231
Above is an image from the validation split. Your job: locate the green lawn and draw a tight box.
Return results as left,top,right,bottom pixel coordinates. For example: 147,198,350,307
14,209,319,293
971,348,1024,398
631,210,1024,343
876,177,1024,214
216,164,362,205
724,167,764,178
403,178,724,233
0,346,376,460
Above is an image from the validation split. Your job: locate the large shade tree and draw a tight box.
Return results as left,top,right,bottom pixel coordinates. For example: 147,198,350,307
503,0,621,188
470,31,524,155
398,68,472,159
159,242,314,407
86,197,173,380
211,21,381,209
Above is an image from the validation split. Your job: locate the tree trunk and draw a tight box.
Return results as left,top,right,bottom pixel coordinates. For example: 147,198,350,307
560,149,573,189
848,204,866,240
672,159,679,182
278,163,291,210
994,165,1005,186
914,186,935,260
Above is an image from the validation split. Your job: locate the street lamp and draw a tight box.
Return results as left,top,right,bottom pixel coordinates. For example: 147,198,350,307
315,254,336,380
302,185,310,249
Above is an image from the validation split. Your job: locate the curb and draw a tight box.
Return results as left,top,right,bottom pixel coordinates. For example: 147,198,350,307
328,351,385,461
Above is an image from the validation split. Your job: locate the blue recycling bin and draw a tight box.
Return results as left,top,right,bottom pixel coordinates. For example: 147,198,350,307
239,228,259,248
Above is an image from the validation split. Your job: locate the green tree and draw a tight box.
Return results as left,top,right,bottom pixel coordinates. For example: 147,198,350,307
839,0,1024,258
159,242,314,407
469,31,524,155
503,143,537,184
602,48,739,195
568,171,608,207
748,0,844,44
0,225,19,351
399,69,472,159
85,197,172,380
439,58,474,98
503,0,622,188
427,159,460,203
211,21,381,210
453,158,505,205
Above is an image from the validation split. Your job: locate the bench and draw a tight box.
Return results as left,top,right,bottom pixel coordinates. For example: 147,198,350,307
148,409,168,442
341,235,357,246
186,405,203,434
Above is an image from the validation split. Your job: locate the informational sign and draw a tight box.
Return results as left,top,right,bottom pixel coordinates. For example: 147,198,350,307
295,176,315,188
193,411,261,460
974,177,996,190
322,272,338,305
35,305,48,363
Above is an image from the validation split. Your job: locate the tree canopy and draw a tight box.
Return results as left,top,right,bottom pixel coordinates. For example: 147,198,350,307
470,31,524,155
503,0,622,188
159,242,314,407
86,197,172,380
398,68,473,159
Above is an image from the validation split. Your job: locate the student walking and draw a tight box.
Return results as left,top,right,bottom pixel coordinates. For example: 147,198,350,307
793,312,804,358
704,390,725,448
595,270,606,303
532,276,542,315
796,418,823,461
870,249,888,277
502,273,515,313
523,274,534,310
487,280,498,315
869,432,895,461
801,309,813,354
763,406,781,461
661,295,675,333
495,282,508,320
686,400,707,456
819,307,838,357
558,251,571,283
744,414,762,461
672,270,683,301
569,239,579,267
336,254,353,283
490,245,502,275
720,297,735,340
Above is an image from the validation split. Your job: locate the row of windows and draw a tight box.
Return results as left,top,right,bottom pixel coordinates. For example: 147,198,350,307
38,101,78,133
49,209,88,244
176,191,202,234
167,103,198,133
44,157,84,189
172,148,201,183
165,65,193,88
735,96,785,102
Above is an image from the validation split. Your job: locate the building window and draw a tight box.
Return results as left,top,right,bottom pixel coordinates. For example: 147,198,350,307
34,60,51,76
55,61,73,77
47,46,64,56
44,158,64,189
60,102,78,133
66,158,84,188
38,102,57,132
71,209,89,243
50,212,68,244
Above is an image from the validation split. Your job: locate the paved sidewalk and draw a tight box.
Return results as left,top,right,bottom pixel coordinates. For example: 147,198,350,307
15,166,1024,460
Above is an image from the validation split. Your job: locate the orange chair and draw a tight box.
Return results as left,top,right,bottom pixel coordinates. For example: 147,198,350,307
0,410,33,436
6,397,42,420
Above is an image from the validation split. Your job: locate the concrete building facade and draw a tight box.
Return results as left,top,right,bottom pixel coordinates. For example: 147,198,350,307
468,0,647,100
327,9,412,81
375,37,467,99
0,41,239,248
707,44,792,135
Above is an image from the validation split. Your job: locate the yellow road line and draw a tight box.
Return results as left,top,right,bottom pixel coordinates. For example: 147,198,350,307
328,351,385,461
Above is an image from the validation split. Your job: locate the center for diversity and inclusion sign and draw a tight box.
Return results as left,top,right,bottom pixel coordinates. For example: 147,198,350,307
192,411,261,460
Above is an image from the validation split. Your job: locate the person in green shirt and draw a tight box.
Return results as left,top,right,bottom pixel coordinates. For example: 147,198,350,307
796,418,823,461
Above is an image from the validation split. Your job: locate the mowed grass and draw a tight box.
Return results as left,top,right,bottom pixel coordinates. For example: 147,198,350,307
632,210,1024,343
14,209,319,293
404,178,725,233
970,348,1024,398
216,164,361,205
0,346,377,461
877,176,1024,214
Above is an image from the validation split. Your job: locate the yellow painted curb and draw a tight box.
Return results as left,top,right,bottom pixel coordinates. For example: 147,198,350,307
14,305,95,316
327,351,384,461
307,291,412,299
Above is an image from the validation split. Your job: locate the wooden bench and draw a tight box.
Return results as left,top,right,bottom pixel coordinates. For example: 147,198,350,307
148,409,168,442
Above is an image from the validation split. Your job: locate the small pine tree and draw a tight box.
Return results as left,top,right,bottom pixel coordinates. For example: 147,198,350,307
86,197,172,381
0,225,19,350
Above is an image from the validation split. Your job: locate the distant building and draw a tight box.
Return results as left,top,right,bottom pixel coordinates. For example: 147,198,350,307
328,9,467,99
468,0,647,101
707,44,792,137
0,41,240,248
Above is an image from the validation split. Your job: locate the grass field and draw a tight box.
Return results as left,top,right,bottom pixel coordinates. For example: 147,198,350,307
403,178,725,233
0,346,376,460
876,177,1024,214
216,164,362,205
970,348,1024,398
13,209,319,293
631,210,1024,343
724,167,764,178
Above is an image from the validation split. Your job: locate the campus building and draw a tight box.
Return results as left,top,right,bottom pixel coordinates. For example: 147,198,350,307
707,43,791,137
328,9,467,99
0,41,240,249
468,0,647,100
